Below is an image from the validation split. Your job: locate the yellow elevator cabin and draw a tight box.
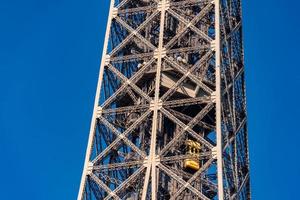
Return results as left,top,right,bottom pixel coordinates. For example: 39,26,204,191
184,139,201,171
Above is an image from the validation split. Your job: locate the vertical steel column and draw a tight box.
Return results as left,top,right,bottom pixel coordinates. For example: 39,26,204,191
142,1,168,199
77,0,115,199
215,0,224,199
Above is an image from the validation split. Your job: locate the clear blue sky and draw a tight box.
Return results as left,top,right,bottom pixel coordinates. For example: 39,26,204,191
0,0,299,199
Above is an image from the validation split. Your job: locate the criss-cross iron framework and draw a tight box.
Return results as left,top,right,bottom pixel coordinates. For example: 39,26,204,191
77,0,250,199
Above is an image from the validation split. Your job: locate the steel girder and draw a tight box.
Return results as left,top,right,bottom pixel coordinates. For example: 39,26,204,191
77,0,250,199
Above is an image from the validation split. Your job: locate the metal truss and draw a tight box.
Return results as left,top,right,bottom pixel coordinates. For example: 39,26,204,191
78,0,250,199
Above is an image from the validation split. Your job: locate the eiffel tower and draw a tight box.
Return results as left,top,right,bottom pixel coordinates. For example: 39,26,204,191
78,0,250,199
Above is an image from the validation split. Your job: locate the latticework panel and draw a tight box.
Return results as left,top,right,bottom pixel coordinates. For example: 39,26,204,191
78,0,250,199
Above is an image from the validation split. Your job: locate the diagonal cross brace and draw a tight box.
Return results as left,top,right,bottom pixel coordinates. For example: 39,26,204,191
170,158,215,199
97,115,146,158
165,3,214,49
158,163,210,200
107,63,152,102
101,58,155,109
167,8,212,42
164,56,213,94
110,10,159,56
161,50,213,101
103,166,146,200
89,173,121,200
115,16,157,50
92,109,151,164
160,104,214,155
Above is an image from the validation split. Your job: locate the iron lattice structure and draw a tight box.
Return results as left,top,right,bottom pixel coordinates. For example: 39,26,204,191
78,0,250,199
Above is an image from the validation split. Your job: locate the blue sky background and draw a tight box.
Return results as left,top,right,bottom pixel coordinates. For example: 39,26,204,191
0,0,299,199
